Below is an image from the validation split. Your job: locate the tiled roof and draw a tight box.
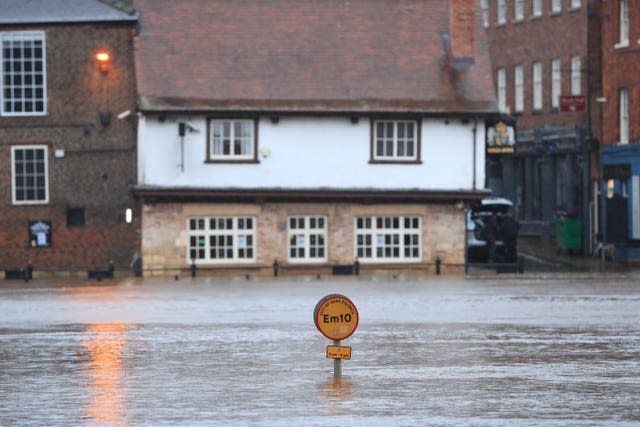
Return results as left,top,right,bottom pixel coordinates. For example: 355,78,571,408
134,0,497,114
0,0,138,24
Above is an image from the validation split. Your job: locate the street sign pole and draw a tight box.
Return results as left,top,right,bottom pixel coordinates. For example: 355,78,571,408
333,340,342,378
314,294,359,379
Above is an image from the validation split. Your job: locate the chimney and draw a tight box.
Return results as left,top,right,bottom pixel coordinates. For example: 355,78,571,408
450,0,475,60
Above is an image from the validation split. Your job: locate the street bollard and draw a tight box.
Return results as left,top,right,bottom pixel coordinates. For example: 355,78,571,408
435,257,441,275
273,259,279,277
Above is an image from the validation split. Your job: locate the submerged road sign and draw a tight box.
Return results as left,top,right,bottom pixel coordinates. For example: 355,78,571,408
326,345,352,360
314,294,359,341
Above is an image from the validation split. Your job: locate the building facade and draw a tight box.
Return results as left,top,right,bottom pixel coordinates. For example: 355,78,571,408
0,1,139,276
597,0,640,259
133,0,498,276
483,0,595,252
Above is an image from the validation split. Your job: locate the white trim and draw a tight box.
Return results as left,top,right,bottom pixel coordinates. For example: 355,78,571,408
186,216,256,264
372,119,418,161
497,68,506,112
619,88,629,145
11,144,49,205
618,0,629,48
354,216,421,263
632,176,640,239
551,59,561,108
497,0,506,24
514,65,523,112
1,31,47,116
533,62,543,111
209,119,255,160
571,56,581,95
287,215,328,263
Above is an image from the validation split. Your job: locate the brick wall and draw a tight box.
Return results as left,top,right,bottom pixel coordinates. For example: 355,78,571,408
485,0,590,132
0,23,139,272
141,202,466,277
600,0,640,146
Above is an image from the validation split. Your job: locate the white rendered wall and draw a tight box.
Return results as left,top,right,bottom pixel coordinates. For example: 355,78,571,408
137,116,486,191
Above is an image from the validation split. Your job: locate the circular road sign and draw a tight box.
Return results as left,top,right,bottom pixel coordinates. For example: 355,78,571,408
314,294,359,340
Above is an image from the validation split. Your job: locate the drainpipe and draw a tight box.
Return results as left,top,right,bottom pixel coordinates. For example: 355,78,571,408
472,118,478,190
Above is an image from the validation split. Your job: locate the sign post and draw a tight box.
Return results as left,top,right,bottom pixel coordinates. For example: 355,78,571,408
314,294,359,378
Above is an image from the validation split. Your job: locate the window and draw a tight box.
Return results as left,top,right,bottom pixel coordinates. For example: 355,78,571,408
514,0,524,21
552,0,561,13
533,62,542,111
12,145,48,204
497,0,506,24
187,216,255,263
514,65,524,112
619,88,629,144
1,31,46,115
571,56,581,95
208,119,256,161
355,216,421,262
618,0,629,47
372,120,419,162
288,216,327,262
570,0,581,9
551,59,561,109
497,68,506,112
532,0,542,17
481,0,489,27
67,208,85,228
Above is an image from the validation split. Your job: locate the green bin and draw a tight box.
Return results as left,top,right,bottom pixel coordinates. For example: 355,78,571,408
556,217,583,250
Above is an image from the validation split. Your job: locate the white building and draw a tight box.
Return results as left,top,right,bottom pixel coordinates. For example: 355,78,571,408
133,0,497,276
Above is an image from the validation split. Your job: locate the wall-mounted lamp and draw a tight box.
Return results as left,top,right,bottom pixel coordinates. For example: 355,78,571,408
96,50,111,74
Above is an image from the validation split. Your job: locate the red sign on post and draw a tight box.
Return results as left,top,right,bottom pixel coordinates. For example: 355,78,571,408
560,95,586,112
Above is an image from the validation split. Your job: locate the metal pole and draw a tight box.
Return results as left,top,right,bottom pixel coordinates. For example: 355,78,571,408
333,340,342,378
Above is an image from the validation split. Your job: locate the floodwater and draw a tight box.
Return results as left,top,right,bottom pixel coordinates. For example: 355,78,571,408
0,276,639,426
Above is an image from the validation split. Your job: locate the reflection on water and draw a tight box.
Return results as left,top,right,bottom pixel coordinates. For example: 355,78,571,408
318,377,354,416
0,278,639,426
81,323,128,425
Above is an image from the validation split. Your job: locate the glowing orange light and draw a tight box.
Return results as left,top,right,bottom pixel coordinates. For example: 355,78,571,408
96,51,111,63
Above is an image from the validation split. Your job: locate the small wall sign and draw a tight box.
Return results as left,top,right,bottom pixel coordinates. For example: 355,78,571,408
29,220,51,248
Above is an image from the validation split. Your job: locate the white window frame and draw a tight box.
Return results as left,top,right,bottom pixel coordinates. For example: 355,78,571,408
533,62,543,111
187,216,256,264
532,0,542,17
617,0,629,48
355,216,421,263
514,65,524,112
1,31,47,116
551,59,561,109
11,145,49,205
288,215,327,263
514,0,524,21
497,0,506,24
552,0,562,13
208,119,256,161
481,0,490,27
571,56,581,95
497,68,506,112
619,88,629,144
570,0,581,9
372,119,419,162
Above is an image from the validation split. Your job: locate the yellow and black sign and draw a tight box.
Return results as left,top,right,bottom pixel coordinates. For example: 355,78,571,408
313,294,359,341
326,345,352,360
